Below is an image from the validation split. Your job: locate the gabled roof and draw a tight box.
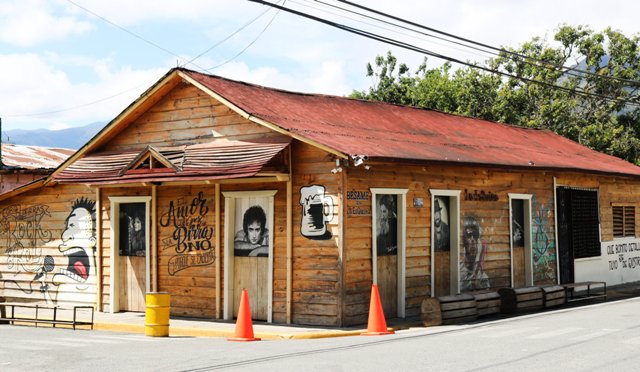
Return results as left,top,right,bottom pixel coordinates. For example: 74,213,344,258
1,144,74,170
179,68,640,178
54,138,290,185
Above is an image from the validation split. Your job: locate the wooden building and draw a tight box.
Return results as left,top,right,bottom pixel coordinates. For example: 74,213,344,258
1,68,640,326
0,143,74,193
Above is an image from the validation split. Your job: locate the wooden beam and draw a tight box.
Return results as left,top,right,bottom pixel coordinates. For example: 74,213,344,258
95,187,102,311
178,71,348,160
286,179,293,324
151,185,158,292
78,176,289,189
215,183,221,319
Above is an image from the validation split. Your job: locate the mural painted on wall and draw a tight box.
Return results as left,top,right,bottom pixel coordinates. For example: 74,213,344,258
433,196,450,252
53,198,97,304
0,198,97,304
300,185,334,240
460,215,490,291
376,194,398,256
234,200,270,257
532,196,557,282
159,191,215,275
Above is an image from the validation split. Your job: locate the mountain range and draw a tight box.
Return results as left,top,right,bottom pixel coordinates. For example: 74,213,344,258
2,121,105,150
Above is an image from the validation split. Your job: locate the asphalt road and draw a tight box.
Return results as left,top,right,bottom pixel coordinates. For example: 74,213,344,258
1,297,639,371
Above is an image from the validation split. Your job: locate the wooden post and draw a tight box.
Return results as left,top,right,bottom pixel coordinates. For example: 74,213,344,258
215,183,221,319
95,187,102,311
151,185,158,292
286,179,292,324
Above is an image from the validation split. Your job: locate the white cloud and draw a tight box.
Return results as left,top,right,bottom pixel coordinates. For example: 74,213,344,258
0,53,166,131
0,0,93,47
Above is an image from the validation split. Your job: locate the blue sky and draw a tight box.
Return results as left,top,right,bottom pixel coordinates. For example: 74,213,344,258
0,0,637,132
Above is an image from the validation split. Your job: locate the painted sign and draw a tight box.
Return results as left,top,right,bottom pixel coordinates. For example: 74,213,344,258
464,189,499,201
575,237,640,285
300,185,334,239
346,189,370,216
160,192,215,275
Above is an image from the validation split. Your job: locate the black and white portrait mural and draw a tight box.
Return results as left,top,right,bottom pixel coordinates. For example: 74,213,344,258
376,194,398,256
511,199,525,248
460,215,490,291
433,196,450,252
300,185,334,240
234,198,270,257
119,203,146,257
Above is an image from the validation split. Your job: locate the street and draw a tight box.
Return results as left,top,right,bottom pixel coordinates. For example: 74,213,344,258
1,298,639,372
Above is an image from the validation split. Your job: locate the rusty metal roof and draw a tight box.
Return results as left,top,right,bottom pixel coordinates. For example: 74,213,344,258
54,138,290,184
180,68,640,177
1,143,75,170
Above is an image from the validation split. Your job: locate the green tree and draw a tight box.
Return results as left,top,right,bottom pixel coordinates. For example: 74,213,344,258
351,25,640,164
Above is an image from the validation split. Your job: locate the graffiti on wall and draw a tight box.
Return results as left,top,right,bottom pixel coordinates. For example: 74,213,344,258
159,191,215,275
459,215,490,291
532,196,556,282
1,204,52,275
1,198,97,304
300,185,334,240
52,197,97,304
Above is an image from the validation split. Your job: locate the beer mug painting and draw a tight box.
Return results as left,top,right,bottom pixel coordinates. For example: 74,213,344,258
300,185,334,239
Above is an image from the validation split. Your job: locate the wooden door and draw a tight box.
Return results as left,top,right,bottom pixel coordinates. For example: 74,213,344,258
377,255,397,317
118,256,146,311
233,257,268,320
513,247,526,288
434,251,451,297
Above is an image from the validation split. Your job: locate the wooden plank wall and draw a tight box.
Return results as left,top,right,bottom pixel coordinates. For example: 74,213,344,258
157,185,216,318
343,164,557,325
101,83,280,152
0,184,96,307
0,173,43,194
290,141,342,326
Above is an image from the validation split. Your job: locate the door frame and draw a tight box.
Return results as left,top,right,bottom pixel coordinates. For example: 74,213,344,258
222,190,276,323
508,193,533,287
370,188,408,318
429,189,461,296
108,196,152,313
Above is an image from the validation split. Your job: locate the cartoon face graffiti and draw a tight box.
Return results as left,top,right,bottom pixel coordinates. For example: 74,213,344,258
52,198,97,298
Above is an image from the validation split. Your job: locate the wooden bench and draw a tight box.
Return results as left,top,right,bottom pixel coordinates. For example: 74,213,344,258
541,285,566,308
421,294,479,326
498,286,544,314
563,281,607,303
473,291,501,317
0,303,94,330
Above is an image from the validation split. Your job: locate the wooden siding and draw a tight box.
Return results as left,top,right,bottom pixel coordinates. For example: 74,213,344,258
0,184,96,307
343,164,557,325
290,141,342,326
101,84,278,152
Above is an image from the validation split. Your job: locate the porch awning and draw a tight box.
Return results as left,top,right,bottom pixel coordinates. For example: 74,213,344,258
54,138,290,184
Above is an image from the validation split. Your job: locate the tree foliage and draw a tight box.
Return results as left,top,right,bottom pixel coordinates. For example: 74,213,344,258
350,26,640,164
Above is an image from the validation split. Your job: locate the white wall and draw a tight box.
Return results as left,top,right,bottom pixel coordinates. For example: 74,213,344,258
575,237,640,285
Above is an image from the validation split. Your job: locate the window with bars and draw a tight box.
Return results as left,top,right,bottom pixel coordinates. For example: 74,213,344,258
613,206,635,238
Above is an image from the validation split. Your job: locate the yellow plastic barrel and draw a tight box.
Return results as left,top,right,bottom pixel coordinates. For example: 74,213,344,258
145,292,170,337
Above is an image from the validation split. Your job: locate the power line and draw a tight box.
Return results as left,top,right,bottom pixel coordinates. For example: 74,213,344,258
203,1,284,71
248,0,640,107
65,0,205,70
333,0,640,87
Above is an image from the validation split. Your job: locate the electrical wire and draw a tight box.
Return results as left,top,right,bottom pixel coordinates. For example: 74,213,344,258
248,0,640,107
203,2,283,72
332,0,640,87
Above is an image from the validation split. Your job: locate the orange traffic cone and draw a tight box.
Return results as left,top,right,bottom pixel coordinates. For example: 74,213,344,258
361,284,394,335
228,289,261,341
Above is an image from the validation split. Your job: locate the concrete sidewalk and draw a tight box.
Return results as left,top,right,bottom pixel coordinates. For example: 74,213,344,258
92,311,382,340
62,281,640,340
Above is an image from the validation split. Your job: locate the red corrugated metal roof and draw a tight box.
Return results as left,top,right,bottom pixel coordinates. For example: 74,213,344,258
181,69,640,177
54,138,290,184
1,144,74,170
